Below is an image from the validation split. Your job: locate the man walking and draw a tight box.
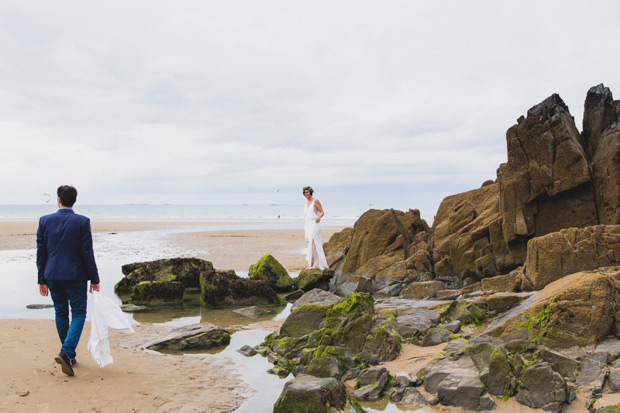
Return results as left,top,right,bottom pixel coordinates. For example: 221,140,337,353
37,185,100,376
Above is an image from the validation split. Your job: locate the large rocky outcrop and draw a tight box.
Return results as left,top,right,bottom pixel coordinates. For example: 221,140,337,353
582,84,620,225
325,209,431,296
497,93,597,263
324,84,619,294
523,225,620,290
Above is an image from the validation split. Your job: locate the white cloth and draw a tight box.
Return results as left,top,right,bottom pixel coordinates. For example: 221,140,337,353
304,199,328,269
87,291,134,367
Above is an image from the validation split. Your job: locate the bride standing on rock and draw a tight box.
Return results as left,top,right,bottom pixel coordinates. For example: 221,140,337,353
303,186,328,270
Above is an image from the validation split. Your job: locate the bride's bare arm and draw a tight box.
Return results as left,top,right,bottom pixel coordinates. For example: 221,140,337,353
314,200,325,222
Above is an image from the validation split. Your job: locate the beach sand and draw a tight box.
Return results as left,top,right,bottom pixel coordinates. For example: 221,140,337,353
0,220,347,412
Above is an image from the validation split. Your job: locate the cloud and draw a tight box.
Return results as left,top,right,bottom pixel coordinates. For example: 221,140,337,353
1,1,619,217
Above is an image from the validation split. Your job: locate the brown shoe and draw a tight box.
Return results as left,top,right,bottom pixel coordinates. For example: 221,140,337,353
55,351,74,376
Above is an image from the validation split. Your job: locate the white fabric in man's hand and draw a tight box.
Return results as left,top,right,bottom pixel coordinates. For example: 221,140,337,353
87,291,134,367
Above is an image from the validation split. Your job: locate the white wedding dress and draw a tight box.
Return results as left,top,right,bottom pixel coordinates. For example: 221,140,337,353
304,199,329,270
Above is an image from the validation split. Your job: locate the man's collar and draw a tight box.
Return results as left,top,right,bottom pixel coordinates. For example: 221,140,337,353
57,208,74,213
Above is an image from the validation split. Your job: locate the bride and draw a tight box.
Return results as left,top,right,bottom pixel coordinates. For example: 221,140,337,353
303,186,329,270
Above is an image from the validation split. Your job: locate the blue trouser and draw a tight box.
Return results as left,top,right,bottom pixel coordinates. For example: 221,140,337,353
47,280,88,359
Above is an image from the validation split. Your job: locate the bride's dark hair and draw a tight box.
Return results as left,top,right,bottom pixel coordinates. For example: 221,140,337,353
303,186,314,195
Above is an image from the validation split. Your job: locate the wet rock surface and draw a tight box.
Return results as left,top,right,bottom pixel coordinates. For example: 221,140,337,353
146,323,231,352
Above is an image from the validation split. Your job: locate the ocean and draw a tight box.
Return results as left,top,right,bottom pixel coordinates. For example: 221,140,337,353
0,203,369,221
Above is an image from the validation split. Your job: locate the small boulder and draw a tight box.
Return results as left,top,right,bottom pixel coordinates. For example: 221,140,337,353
307,356,346,379
357,366,389,389
296,269,335,291
249,254,295,292
516,362,568,412
232,306,271,318
397,387,430,406
273,376,359,413
291,288,340,313
352,384,383,401
421,326,452,347
237,345,257,357
280,302,333,338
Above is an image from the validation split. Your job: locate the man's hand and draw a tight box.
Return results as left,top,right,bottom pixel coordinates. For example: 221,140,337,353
90,283,100,293
39,284,48,297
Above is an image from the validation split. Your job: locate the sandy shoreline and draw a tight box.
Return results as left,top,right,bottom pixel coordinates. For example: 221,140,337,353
0,221,343,272
0,220,346,412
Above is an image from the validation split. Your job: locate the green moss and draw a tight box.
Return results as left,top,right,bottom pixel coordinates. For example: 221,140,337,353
349,395,365,412
248,253,293,290
294,303,333,315
490,347,505,363
314,345,346,359
440,301,487,326
518,304,551,344
327,292,374,318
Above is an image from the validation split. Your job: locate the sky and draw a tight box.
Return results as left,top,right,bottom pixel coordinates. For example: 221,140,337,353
1,1,619,219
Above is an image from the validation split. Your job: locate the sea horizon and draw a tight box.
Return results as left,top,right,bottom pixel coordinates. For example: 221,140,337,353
0,203,434,223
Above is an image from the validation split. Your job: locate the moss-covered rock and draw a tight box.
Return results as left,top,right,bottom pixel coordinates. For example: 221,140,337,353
131,280,185,305
296,269,335,291
274,376,362,413
487,346,520,398
146,323,231,352
116,257,213,293
280,302,334,338
200,269,279,307
440,300,488,326
307,292,375,355
248,254,295,292
264,333,308,359
485,269,620,347
361,325,401,364
515,362,569,411
306,356,348,379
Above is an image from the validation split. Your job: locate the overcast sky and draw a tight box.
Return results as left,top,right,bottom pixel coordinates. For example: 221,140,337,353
1,1,618,218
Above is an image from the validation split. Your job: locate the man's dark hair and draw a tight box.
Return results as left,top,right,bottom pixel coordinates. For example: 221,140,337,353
57,185,78,207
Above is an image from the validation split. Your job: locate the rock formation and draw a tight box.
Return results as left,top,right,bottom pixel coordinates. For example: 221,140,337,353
325,208,432,296
115,257,280,308
326,83,620,293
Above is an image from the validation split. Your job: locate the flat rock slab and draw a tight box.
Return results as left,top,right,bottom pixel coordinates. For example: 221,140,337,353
146,323,231,352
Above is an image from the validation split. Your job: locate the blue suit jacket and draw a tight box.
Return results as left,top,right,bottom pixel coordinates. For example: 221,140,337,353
36,208,100,285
